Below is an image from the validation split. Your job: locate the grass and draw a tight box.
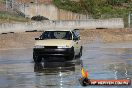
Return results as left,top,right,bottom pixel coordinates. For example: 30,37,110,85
53,0,132,27
53,0,131,17
0,0,29,22
0,11,29,22
0,0,5,3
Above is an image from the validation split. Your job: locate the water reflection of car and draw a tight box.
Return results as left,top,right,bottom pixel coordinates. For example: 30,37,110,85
34,60,82,74
33,29,83,63
34,60,82,87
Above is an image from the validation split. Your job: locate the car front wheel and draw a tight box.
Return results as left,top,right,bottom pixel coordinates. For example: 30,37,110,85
33,52,42,63
78,46,83,58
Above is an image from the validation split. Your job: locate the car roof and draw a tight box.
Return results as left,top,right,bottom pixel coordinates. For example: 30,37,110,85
44,28,79,31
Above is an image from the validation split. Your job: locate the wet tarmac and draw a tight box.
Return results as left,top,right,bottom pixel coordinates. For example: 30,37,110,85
0,41,132,88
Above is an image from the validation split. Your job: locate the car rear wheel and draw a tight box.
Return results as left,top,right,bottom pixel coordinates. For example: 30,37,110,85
33,52,42,63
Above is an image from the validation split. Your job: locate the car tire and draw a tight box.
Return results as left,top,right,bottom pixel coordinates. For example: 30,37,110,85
33,52,42,63
78,46,83,58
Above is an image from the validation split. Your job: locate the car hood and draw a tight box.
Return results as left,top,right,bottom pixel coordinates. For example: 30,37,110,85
35,39,73,47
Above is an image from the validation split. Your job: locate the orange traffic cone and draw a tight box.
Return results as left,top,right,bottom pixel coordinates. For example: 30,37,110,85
81,67,88,78
79,67,91,86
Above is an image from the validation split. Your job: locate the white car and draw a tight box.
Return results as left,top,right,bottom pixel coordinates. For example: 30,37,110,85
33,29,83,63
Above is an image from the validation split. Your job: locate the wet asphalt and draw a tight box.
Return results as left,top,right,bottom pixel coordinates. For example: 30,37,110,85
0,41,132,88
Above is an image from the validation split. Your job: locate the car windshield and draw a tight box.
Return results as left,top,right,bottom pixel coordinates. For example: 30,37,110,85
40,31,72,40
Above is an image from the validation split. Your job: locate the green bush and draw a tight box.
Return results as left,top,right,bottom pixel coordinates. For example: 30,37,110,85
53,0,82,13
53,0,132,19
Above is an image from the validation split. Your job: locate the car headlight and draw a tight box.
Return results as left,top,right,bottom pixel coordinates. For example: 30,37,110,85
57,45,70,48
34,45,45,48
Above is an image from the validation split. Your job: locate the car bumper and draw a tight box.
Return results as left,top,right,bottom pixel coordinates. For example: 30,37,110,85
33,47,74,58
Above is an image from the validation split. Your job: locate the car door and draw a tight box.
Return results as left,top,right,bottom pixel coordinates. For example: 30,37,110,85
72,31,81,55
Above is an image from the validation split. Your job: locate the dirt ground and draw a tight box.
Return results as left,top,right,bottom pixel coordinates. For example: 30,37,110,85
0,29,132,49
81,29,132,42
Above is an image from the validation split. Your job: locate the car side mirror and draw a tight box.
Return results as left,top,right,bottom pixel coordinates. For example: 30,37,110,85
35,38,40,40
73,37,79,41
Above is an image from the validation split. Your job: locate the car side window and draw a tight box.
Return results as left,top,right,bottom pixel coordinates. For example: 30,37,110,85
40,31,50,39
72,31,80,40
